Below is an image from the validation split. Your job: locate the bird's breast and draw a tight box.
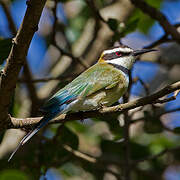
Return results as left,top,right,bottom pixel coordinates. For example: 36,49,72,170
99,79,129,106
70,75,129,112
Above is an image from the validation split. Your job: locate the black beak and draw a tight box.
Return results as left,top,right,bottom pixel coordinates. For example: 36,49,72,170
132,49,157,56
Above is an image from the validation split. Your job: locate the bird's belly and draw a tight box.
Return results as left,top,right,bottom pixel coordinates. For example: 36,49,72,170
71,82,128,112
100,83,128,106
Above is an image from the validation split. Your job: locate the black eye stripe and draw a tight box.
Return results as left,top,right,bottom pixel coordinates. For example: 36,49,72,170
103,51,130,60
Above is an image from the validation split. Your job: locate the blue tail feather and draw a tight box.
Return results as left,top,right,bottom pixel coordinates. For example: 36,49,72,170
8,114,56,162
8,88,76,161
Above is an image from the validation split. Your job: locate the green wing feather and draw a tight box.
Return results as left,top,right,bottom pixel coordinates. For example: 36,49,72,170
43,62,124,111
67,63,122,96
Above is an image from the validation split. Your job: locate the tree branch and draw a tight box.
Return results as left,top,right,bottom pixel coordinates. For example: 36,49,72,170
130,0,180,44
8,81,180,129
53,42,89,69
0,0,47,128
0,0,16,36
154,89,180,104
85,0,107,23
18,73,78,83
144,23,180,49
0,0,40,116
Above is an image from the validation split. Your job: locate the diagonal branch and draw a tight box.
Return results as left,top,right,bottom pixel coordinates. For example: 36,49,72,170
144,23,180,49
130,0,180,44
0,0,16,36
85,0,107,23
53,42,89,69
9,81,180,129
0,0,40,116
0,0,47,128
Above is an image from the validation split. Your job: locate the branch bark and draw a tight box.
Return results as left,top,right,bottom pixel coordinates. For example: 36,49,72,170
9,81,180,129
0,0,47,129
0,0,40,116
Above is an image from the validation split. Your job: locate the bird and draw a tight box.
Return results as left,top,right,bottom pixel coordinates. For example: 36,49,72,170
8,44,156,161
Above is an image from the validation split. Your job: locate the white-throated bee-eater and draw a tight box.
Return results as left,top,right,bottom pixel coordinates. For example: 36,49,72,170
8,44,156,161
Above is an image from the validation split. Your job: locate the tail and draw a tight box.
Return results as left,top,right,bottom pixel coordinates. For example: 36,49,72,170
8,114,55,162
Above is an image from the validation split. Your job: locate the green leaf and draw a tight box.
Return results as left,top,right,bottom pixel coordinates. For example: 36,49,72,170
58,125,79,149
100,139,123,160
0,38,12,65
107,18,119,31
143,111,163,134
130,142,150,160
0,169,29,180
65,2,91,43
93,113,124,139
37,125,79,165
128,0,162,34
121,18,139,37
173,127,180,134
100,140,150,160
146,0,162,7
67,121,88,133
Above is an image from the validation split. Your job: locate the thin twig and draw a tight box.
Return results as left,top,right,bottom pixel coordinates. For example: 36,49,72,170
154,89,180,104
63,144,97,163
122,71,133,180
53,42,89,69
138,78,150,95
123,111,131,180
50,4,89,70
82,19,101,58
85,0,107,23
132,106,180,124
18,73,78,83
63,144,122,180
144,23,180,49
0,0,16,36
130,77,147,117
51,0,58,44
160,107,180,116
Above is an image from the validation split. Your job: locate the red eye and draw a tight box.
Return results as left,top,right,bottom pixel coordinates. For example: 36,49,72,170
116,52,122,56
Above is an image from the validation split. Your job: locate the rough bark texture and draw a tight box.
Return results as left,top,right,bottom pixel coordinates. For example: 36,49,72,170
9,81,180,129
0,0,47,129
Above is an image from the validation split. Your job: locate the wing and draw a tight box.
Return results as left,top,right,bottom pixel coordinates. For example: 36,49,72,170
42,63,124,114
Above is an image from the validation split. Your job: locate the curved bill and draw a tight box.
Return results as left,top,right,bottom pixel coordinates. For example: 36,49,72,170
133,49,158,56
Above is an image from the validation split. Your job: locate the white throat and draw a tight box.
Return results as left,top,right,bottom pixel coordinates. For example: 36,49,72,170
106,56,135,70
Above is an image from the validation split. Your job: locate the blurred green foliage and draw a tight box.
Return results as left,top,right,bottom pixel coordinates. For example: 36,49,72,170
129,0,162,33
0,169,29,180
0,38,12,65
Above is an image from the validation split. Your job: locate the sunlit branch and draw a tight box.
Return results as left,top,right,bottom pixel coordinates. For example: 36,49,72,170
9,81,180,129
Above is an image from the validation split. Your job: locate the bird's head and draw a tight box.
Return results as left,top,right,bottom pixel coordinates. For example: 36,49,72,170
99,45,157,70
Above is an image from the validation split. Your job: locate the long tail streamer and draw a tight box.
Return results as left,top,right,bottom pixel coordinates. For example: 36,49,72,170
8,115,55,162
